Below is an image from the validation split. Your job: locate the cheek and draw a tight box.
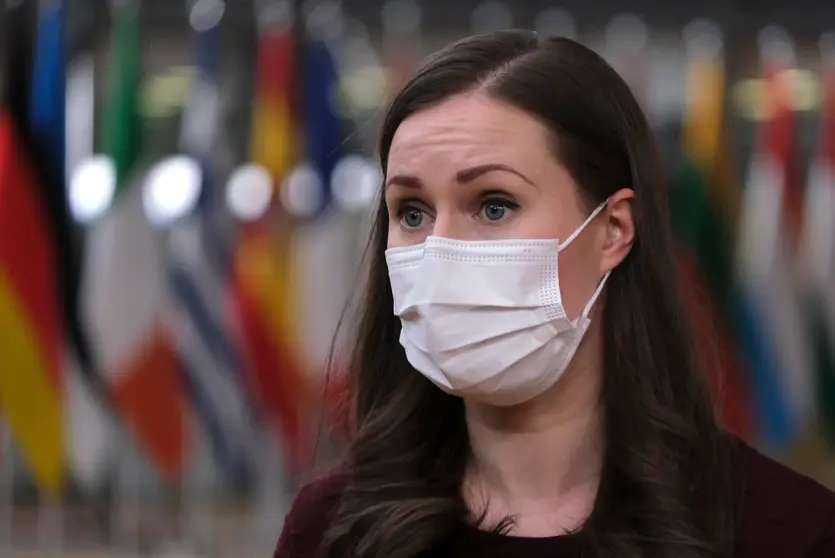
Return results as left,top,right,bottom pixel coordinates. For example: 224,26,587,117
386,225,411,249
555,236,601,320
387,229,429,248
504,198,568,240
508,212,564,240
385,208,402,248
386,228,400,249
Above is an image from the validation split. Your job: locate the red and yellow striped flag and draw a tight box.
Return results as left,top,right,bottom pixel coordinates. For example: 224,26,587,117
251,29,297,180
0,113,65,496
233,23,314,470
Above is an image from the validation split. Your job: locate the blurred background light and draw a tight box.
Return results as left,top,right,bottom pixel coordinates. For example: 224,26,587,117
142,155,202,227
225,163,274,221
69,155,117,223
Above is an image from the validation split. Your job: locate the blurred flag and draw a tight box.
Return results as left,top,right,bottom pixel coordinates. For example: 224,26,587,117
234,232,315,470
28,0,114,491
318,16,384,428
100,11,141,179
82,163,187,480
0,115,65,496
29,0,66,178
290,25,352,431
674,35,751,437
0,0,66,497
250,21,297,181
80,9,187,480
801,47,835,447
232,17,314,470
301,33,341,217
64,52,110,492
168,12,257,482
737,36,814,450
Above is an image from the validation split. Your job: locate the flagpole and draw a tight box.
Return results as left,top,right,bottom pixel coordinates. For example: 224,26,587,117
0,421,13,554
254,427,288,554
36,491,63,558
194,425,214,556
113,432,141,558
180,412,214,556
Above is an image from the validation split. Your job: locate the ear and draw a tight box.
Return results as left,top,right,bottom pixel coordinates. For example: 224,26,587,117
600,188,635,274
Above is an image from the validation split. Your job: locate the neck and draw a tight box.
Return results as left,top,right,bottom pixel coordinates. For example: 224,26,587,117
462,326,604,535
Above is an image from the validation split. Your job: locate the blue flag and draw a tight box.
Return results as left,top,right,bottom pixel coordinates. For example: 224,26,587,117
29,0,66,180
302,35,342,219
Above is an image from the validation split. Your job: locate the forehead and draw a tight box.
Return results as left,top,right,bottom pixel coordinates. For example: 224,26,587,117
387,93,555,173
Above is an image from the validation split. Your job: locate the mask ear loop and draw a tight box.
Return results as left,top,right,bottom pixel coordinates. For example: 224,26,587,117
581,271,611,319
557,198,611,252
556,197,612,321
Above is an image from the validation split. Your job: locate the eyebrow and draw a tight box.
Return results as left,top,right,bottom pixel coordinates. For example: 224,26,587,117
385,163,536,189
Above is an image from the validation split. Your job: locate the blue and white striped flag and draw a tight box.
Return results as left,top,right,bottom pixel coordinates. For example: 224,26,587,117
167,10,256,483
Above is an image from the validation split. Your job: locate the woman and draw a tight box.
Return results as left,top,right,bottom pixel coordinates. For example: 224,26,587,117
275,30,835,558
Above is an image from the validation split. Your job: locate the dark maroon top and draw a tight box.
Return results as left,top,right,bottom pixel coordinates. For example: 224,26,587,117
274,438,835,557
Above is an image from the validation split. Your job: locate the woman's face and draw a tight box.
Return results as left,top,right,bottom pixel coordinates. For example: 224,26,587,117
384,92,621,319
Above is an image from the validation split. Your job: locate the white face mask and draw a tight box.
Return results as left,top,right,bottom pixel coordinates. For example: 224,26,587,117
385,200,610,406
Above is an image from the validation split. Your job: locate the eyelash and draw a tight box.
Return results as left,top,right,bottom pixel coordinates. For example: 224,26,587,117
395,194,520,229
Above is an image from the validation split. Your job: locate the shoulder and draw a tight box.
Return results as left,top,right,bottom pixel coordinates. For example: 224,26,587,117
273,470,347,558
732,437,835,557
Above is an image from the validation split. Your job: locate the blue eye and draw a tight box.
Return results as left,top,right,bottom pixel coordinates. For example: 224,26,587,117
483,203,508,221
399,205,425,228
481,198,518,222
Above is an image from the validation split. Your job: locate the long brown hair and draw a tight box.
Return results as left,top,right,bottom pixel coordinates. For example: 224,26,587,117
319,30,734,558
